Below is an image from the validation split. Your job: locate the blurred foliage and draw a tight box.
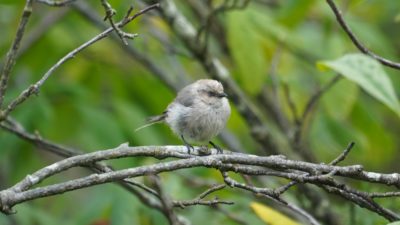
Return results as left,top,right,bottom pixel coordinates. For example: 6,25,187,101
0,0,400,225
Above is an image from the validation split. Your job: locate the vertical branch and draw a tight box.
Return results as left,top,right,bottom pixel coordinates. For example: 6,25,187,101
152,175,184,225
152,0,281,155
0,0,33,108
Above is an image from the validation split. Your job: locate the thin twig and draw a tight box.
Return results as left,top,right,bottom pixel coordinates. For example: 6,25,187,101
197,184,227,199
291,74,342,156
370,192,400,199
72,1,181,91
326,0,400,70
274,181,298,195
152,175,182,225
321,185,399,221
173,184,233,208
101,0,137,45
222,172,321,225
329,142,355,166
0,3,159,120
283,83,300,125
301,74,341,123
124,178,159,197
0,0,33,108
36,0,77,6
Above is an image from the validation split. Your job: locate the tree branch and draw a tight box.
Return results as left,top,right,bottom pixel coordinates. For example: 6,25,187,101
1,143,400,221
0,0,33,108
0,3,159,121
36,0,77,6
149,0,281,155
173,184,233,208
326,0,400,70
152,175,183,225
221,171,321,225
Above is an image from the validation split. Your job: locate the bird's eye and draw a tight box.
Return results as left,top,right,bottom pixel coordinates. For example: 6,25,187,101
207,91,216,97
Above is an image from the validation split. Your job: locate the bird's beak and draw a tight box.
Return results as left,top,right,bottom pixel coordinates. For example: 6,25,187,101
218,92,228,98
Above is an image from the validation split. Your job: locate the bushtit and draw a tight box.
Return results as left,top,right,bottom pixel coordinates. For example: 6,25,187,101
136,79,231,154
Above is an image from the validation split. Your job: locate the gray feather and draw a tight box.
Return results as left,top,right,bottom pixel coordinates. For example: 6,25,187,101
174,86,194,107
135,112,167,132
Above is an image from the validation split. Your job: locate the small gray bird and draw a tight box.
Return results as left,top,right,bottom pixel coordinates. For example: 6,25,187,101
136,79,231,154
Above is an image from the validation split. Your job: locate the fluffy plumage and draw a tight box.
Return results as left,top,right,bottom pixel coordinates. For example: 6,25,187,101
137,79,231,153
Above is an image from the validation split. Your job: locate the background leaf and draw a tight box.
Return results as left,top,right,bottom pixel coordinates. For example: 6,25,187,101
317,53,400,117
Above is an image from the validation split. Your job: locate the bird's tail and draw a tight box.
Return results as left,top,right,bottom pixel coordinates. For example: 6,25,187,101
135,112,167,132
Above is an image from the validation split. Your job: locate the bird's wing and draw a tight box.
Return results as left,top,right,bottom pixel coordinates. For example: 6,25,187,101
174,86,194,107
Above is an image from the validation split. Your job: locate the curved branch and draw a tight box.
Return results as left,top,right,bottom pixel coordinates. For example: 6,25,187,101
326,0,400,70
0,3,159,121
1,144,400,222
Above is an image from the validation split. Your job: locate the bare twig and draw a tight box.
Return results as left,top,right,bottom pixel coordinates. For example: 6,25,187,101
72,1,181,92
370,192,400,198
222,172,321,225
321,184,399,221
100,0,137,45
329,142,355,166
173,184,233,208
100,0,116,20
0,0,33,108
291,74,342,154
274,181,298,195
301,74,341,125
326,0,400,70
152,175,182,225
0,3,159,120
36,0,77,6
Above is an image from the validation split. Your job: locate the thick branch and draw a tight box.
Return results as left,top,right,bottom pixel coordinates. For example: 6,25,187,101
1,144,400,222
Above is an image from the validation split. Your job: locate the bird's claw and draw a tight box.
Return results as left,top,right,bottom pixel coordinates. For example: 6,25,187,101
209,141,223,154
185,144,195,155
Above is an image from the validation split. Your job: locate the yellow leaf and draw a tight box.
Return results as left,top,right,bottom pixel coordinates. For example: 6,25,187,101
250,202,302,225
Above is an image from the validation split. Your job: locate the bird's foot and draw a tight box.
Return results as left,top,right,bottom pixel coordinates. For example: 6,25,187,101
198,145,211,155
181,135,194,154
209,141,223,154
184,143,195,155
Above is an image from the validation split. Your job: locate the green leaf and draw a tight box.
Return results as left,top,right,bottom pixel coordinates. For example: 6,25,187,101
317,53,400,117
227,9,267,95
322,78,359,120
